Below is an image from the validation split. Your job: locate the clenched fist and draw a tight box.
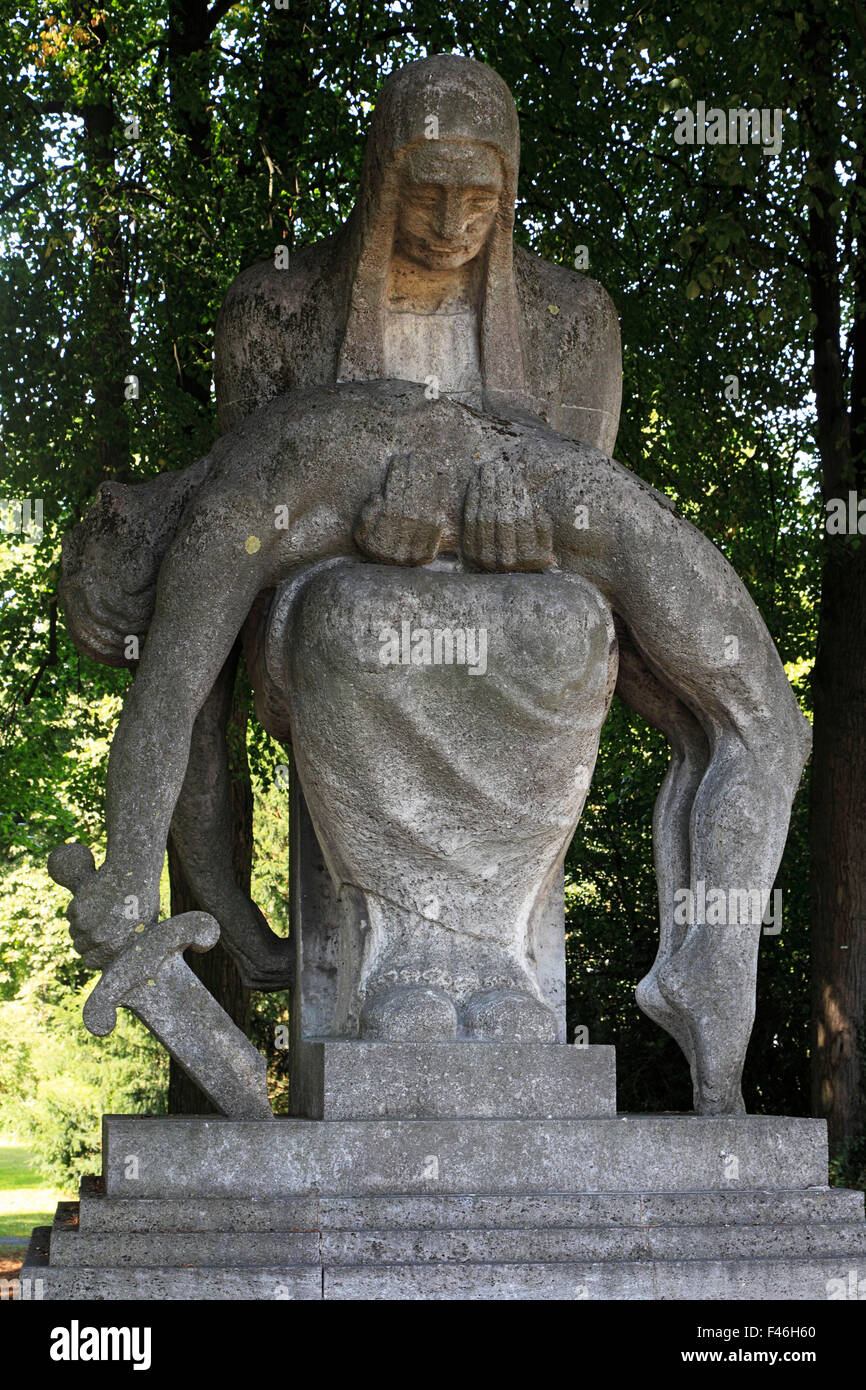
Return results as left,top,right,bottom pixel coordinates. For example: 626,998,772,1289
49,843,160,972
461,457,554,572
354,451,447,566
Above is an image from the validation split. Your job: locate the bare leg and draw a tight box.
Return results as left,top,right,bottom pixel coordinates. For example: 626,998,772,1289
614,621,709,1085
540,455,811,1112
656,722,803,1112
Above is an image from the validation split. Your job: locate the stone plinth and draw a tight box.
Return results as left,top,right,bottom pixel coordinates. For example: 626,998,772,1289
20,1042,865,1302
290,1039,616,1119
22,1174,866,1302
100,1113,827,1198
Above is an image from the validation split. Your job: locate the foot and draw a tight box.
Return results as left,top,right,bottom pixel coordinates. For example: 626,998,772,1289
462,989,558,1042
656,945,752,1114
360,984,458,1040
636,965,696,1072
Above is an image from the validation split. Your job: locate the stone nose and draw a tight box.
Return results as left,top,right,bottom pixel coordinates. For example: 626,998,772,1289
435,191,468,241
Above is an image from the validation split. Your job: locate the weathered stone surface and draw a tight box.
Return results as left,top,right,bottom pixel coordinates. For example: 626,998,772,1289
26,1225,865,1301
50,54,811,1120
27,1177,866,1302
73,1181,865,1233
27,1153,866,1301
45,1220,866,1269
49,1227,320,1269
47,843,272,1119
282,562,615,1043
254,53,618,1064
56,374,811,1111
101,1115,828,1197
638,1187,865,1225
215,56,622,446
75,1183,323,1233
291,1040,616,1119
323,1258,866,1302
648,1259,866,1303
21,1230,320,1300
321,1222,866,1264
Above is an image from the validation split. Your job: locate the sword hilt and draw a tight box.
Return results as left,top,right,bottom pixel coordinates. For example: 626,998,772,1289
83,912,220,1036
48,840,220,1037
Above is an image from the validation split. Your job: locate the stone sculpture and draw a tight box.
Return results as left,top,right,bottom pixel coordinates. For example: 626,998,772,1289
52,55,810,1121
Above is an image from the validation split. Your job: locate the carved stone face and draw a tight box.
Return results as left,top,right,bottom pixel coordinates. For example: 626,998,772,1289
395,141,503,271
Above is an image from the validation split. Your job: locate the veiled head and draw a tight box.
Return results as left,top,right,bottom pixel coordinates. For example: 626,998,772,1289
338,54,526,405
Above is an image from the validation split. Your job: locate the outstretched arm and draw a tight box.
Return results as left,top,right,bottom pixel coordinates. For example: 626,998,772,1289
66,382,470,965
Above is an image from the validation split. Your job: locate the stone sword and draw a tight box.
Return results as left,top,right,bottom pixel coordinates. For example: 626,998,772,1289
48,842,272,1119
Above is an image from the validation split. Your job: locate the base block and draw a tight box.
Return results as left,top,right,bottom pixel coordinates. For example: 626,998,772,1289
100,1113,828,1197
291,1040,616,1118
22,1178,866,1301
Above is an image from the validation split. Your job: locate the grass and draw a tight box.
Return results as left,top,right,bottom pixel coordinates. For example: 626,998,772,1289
0,1133,72,1240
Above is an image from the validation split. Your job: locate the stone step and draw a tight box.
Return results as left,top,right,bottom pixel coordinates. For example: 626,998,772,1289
76,1177,865,1232
325,1222,866,1264
291,1039,616,1119
75,1181,864,1233
323,1258,866,1301
49,1225,320,1268
48,1219,866,1268
20,1230,319,1300
101,1114,828,1196
21,1230,866,1301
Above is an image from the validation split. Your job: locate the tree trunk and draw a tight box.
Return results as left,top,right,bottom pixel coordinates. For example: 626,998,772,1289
76,3,133,488
257,0,318,240
810,550,866,1149
804,8,866,1149
167,0,212,169
165,0,215,409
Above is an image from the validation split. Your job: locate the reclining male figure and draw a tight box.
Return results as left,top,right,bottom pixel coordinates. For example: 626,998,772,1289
64,377,810,1116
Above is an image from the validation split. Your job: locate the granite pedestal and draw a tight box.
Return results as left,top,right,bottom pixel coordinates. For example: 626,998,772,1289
21,1043,866,1300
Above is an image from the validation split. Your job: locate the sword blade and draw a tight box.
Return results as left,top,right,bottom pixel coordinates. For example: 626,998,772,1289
124,955,272,1119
